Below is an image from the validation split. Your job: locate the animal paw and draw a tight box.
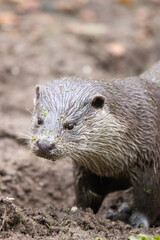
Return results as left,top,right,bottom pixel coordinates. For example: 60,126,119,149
129,212,149,228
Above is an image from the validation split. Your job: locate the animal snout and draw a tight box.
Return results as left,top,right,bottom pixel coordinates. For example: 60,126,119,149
36,139,56,154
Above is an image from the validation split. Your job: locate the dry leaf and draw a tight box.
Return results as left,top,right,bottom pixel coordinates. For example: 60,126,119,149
136,27,153,44
68,22,108,36
16,0,40,13
116,0,134,5
136,8,151,27
0,12,19,26
149,0,160,3
105,42,126,57
79,9,96,22
8,0,25,3
56,0,88,13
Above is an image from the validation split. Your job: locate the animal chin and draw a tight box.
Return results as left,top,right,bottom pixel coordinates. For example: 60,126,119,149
33,150,50,159
50,155,62,161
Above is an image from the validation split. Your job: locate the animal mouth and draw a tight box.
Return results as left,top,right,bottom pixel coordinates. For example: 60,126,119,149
32,146,61,161
31,139,60,161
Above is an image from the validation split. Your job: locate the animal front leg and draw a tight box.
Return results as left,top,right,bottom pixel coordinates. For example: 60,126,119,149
73,162,105,213
73,162,131,213
129,166,160,228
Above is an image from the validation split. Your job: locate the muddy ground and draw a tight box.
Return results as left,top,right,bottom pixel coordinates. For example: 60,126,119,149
0,0,160,239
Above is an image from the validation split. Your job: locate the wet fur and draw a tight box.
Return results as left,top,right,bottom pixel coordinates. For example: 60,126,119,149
31,62,160,227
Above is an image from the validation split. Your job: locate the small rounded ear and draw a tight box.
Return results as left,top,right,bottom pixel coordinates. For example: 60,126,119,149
91,95,105,109
35,85,41,99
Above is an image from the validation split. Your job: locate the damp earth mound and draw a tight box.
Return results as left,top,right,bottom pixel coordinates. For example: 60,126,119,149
1,0,160,239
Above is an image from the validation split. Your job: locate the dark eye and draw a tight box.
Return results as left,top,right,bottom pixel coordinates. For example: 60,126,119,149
65,123,74,130
37,117,43,125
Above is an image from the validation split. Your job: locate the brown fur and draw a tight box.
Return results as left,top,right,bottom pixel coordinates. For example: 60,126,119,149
30,62,160,227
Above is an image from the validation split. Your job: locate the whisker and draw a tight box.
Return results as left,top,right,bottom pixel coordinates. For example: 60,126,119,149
25,108,32,114
17,133,31,140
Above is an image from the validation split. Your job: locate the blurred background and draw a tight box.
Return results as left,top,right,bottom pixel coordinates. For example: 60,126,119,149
0,0,160,211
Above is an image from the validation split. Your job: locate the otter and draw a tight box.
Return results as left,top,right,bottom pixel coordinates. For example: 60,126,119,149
30,61,160,228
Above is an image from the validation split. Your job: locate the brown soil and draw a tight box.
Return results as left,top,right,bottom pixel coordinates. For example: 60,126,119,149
0,0,160,239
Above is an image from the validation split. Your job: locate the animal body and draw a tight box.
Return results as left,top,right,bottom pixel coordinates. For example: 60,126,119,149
30,61,160,228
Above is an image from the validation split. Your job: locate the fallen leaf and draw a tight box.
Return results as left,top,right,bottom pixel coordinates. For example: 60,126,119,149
149,0,160,3
55,0,88,13
68,22,108,36
8,0,25,3
16,0,40,13
0,12,19,26
105,42,126,57
136,27,153,44
116,0,134,5
79,9,97,22
136,8,151,27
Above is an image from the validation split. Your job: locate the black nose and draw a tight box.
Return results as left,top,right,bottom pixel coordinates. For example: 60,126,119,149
36,140,56,154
